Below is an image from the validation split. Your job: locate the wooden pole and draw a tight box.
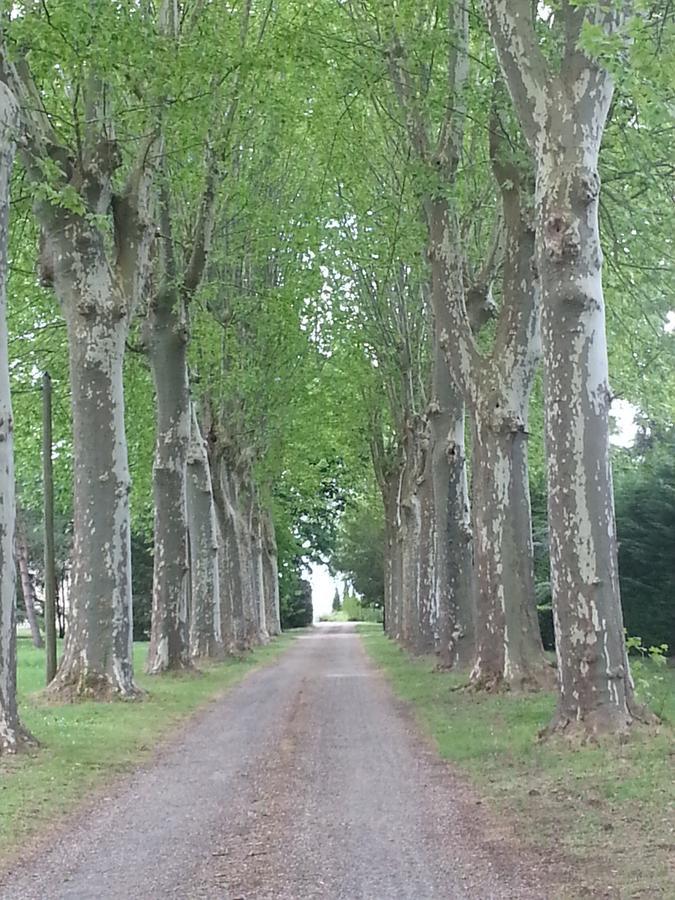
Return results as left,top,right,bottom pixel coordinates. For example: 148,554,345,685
43,371,57,684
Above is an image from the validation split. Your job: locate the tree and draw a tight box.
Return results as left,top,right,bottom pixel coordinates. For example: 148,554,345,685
15,516,43,649
186,405,224,660
1,4,164,698
483,1,647,733
333,498,386,610
335,2,547,680
332,589,341,613
280,576,313,630
144,2,251,673
0,81,29,752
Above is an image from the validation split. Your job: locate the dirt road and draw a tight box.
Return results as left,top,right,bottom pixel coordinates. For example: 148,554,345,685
0,624,545,899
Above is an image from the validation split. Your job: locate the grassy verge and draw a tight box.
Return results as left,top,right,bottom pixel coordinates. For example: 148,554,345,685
358,624,675,899
319,596,383,624
0,633,297,863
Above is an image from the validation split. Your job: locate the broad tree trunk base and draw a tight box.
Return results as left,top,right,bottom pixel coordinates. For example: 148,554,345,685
0,723,37,755
45,670,144,703
467,659,555,693
191,644,226,664
539,698,658,744
145,656,196,677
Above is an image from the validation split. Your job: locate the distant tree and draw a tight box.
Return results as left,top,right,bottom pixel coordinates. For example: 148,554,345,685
332,589,341,613
332,498,385,609
280,575,313,630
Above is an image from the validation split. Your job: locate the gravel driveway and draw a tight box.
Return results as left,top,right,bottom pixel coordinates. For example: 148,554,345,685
0,624,547,899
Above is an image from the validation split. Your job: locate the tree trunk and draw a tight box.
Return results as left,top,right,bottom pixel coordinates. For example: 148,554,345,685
210,451,256,651
399,417,435,654
382,492,398,639
428,325,473,669
213,502,238,653
0,84,31,751
483,0,641,737
249,496,270,644
16,524,43,649
146,294,192,674
416,424,436,654
32,152,153,700
235,480,261,648
186,406,224,661
384,465,405,642
260,509,281,636
538,146,638,733
468,177,550,690
48,299,139,698
469,408,548,689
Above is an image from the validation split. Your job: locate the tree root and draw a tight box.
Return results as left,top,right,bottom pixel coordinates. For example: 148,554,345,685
44,671,145,703
538,697,660,745
0,723,38,755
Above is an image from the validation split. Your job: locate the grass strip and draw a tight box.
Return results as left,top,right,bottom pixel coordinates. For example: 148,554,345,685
358,623,675,899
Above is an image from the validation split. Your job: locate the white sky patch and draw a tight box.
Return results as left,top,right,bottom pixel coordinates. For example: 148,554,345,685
610,398,638,448
665,311,675,333
306,561,344,621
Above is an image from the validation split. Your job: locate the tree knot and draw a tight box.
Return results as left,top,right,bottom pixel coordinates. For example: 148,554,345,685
543,213,580,262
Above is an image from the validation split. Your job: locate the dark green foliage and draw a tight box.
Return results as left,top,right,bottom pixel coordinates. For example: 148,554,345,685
131,534,154,641
331,496,385,608
280,574,313,630
614,427,675,652
332,589,341,612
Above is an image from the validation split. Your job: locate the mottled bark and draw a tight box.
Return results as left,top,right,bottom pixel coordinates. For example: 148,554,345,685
485,1,642,732
539,144,638,730
469,412,547,689
49,293,138,698
248,495,270,644
260,508,281,637
146,290,192,674
414,420,435,654
382,468,403,642
211,459,244,651
386,10,475,666
16,523,43,649
236,481,263,648
209,445,262,652
0,84,30,751
186,407,224,661
376,418,435,653
397,417,435,653
382,483,399,640
467,158,550,690
38,172,154,699
427,200,475,668
212,497,238,653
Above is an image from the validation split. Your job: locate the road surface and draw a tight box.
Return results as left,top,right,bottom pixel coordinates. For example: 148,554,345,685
0,624,546,899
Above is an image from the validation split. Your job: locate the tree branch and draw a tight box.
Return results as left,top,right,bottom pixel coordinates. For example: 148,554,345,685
386,32,430,159
435,0,469,176
182,145,218,298
481,0,549,149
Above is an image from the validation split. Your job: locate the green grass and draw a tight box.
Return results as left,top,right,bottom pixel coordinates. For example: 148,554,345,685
319,596,383,624
319,609,383,623
359,624,675,899
0,633,297,862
